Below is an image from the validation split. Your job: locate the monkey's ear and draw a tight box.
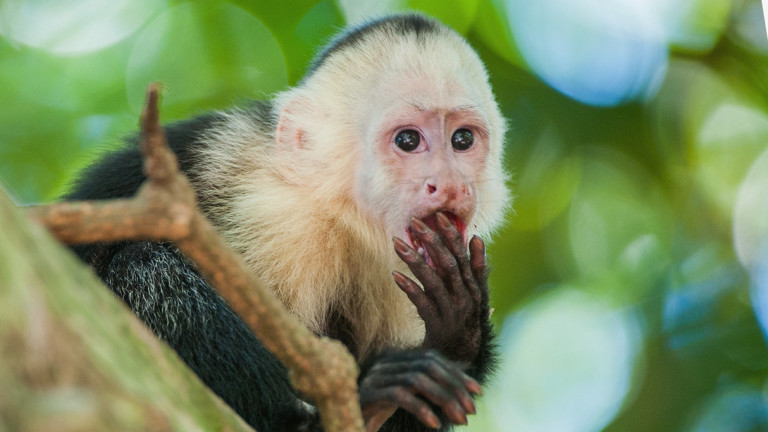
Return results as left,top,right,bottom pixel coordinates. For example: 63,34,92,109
275,98,309,151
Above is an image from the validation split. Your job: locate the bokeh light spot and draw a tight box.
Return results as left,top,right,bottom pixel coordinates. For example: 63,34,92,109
0,0,163,56
337,0,401,25
482,288,641,432
696,104,768,216
568,148,670,283
126,3,287,118
684,385,768,431
734,148,768,269
735,148,768,342
750,254,768,344
513,127,583,231
665,0,731,52
505,0,669,106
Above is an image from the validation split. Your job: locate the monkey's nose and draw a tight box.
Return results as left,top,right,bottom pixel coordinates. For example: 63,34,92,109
423,180,470,206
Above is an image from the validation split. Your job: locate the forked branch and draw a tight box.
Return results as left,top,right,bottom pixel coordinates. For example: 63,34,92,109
27,84,363,432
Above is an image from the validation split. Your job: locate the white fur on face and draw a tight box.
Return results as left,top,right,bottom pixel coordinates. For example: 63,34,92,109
315,28,511,251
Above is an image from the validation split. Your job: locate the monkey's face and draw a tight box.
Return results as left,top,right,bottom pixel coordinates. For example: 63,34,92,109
288,32,510,261
353,74,498,267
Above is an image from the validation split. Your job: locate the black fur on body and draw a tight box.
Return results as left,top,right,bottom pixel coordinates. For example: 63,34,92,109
68,14,503,432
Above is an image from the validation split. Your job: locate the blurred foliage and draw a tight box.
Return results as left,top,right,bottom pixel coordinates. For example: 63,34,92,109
1,0,768,431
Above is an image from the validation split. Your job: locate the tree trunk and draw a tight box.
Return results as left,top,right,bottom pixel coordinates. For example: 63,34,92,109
0,188,253,432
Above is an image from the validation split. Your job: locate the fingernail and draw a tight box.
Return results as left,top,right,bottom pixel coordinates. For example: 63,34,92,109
466,378,482,395
426,412,441,429
411,217,429,234
449,409,468,425
393,237,410,255
436,211,452,230
459,395,476,415
392,271,407,285
472,235,486,264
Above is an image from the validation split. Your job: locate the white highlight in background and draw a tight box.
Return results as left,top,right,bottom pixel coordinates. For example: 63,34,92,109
0,0,163,56
763,0,768,38
485,289,642,432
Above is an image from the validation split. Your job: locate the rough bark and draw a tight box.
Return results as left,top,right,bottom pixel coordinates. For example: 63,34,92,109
0,186,252,431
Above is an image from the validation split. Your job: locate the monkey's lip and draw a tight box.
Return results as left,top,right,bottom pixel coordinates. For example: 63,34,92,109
406,212,467,268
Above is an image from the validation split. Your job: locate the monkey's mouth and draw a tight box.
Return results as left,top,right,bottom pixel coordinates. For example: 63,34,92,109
406,212,467,269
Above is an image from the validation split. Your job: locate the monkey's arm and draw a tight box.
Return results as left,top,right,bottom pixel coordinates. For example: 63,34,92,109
92,241,321,432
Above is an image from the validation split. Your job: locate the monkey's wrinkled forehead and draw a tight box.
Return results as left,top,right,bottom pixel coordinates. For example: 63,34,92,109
292,13,505,152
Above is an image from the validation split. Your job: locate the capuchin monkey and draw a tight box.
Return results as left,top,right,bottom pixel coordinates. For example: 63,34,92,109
67,14,510,431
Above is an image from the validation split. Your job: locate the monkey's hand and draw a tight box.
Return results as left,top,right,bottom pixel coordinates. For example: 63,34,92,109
393,212,493,367
358,349,481,430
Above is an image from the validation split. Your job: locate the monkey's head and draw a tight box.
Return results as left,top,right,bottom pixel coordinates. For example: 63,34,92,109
274,14,510,264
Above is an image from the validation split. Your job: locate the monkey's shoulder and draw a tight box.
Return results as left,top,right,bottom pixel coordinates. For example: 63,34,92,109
65,100,275,203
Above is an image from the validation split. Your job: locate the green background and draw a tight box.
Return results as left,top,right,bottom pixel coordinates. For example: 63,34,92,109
2,1,767,430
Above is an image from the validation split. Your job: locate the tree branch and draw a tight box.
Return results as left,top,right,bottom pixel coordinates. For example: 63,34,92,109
0,186,252,432
26,84,364,432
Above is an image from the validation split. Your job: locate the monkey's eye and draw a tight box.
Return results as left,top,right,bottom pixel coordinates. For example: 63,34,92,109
451,128,474,151
394,129,421,152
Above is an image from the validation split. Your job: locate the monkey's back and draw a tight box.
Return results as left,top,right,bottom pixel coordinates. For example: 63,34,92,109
63,102,317,431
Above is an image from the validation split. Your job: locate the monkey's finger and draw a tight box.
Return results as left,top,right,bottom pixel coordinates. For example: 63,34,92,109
393,271,438,323
410,375,472,425
365,373,470,425
434,212,467,258
420,360,478,416
428,353,483,398
370,351,472,393
410,217,464,295
469,236,489,304
415,351,483,398
361,386,440,429
469,235,486,278
369,357,477,421
436,212,482,305
393,236,452,314
459,371,483,396
409,351,481,402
